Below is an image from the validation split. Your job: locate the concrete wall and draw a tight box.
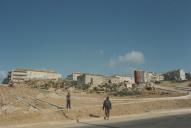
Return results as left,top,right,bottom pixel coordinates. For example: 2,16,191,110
180,69,186,80
27,71,61,80
113,75,135,84
77,74,104,86
85,74,103,85
105,76,120,84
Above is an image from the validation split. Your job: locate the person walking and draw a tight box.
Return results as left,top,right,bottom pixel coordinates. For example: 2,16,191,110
66,92,71,109
103,96,112,120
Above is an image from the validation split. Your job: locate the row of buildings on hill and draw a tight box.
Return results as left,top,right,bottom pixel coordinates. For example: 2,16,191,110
134,69,191,84
134,70,164,84
67,69,191,86
3,68,191,87
67,72,135,88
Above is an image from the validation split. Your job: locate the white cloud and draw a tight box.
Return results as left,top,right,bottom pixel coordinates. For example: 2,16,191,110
109,51,145,68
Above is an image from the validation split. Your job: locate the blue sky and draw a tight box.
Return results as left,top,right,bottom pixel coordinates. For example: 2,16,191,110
0,0,191,77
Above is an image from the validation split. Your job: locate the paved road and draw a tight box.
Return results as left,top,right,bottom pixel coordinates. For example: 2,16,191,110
6,109,191,128
65,114,191,128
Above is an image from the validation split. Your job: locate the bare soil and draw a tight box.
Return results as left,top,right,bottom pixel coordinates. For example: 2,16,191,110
0,85,191,127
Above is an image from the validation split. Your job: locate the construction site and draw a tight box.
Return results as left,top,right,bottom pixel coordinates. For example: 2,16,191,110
1,77,191,128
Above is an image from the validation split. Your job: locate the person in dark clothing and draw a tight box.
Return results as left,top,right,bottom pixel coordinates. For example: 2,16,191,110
66,92,71,109
103,96,112,120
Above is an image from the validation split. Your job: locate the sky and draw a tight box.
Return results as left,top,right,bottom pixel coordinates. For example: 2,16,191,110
0,0,191,78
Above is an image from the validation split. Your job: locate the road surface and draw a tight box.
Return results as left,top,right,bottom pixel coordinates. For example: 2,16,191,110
14,109,189,128
65,114,191,128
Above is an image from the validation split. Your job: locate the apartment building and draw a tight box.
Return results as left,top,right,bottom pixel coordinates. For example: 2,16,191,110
134,70,164,84
9,68,62,83
77,73,105,86
163,69,186,81
77,73,134,87
67,72,84,81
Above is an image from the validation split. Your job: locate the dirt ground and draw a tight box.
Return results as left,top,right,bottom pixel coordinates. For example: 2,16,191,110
0,85,191,127
159,81,191,88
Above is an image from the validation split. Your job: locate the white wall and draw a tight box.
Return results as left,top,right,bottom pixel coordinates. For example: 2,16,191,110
180,69,186,80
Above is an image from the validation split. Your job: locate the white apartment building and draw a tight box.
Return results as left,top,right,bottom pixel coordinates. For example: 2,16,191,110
9,68,62,83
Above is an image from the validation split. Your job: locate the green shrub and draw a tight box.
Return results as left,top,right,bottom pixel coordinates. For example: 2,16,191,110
81,84,91,90
93,87,98,92
145,86,152,91
119,90,129,96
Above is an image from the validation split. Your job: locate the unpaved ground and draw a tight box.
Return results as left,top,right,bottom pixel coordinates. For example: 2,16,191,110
159,81,191,88
0,85,191,127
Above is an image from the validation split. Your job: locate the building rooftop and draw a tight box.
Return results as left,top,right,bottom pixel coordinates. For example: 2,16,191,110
112,74,133,77
13,68,59,74
164,69,185,74
82,73,105,77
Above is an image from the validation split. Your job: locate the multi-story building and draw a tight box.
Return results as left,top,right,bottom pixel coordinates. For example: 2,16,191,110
104,76,120,84
9,68,62,83
112,75,135,84
134,70,145,84
112,75,135,88
157,74,164,81
134,70,164,84
77,73,134,87
186,73,191,80
77,73,105,86
163,69,186,81
67,72,84,81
